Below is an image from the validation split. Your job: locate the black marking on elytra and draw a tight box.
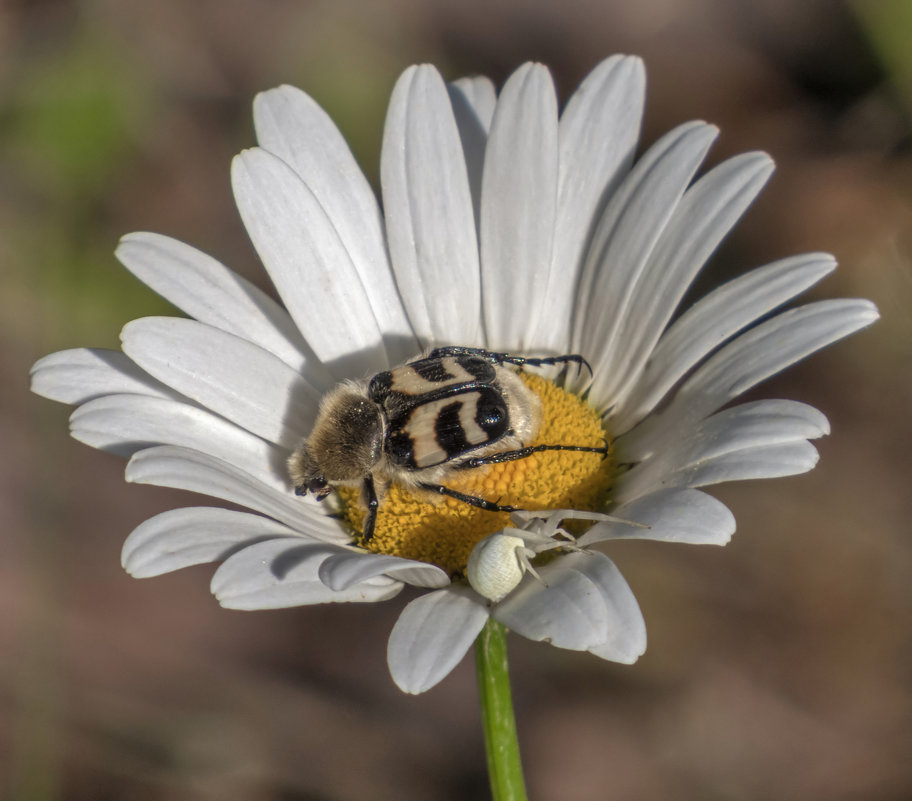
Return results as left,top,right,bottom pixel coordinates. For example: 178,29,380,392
385,428,416,467
367,370,393,403
456,354,497,382
475,390,506,432
435,399,472,457
412,357,452,383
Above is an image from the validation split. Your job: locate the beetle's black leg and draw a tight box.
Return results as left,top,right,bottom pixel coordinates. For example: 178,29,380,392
418,482,522,513
427,346,591,375
456,440,610,469
427,346,508,364
417,439,609,513
361,474,379,542
508,353,591,376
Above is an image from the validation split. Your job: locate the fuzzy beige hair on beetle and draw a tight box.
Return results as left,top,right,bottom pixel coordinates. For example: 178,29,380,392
287,382,385,491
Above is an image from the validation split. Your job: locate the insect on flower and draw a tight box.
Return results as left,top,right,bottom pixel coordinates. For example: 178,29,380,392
28,57,881,695
287,346,610,541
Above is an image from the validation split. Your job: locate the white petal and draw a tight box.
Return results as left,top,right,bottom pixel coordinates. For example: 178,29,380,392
449,76,496,133
125,446,342,539
539,55,646,353
232,147,387,376
448,75,496,231
619,299,879,458
571,122,719,376
115,232,320,376
494,551,645,662
381,65,482,347
680,441,820,485
480,62,559,350
70,394,287,489
387,586,489,694
615,399,830,501
588,633,647,664
612,253,838,433
589,152,775,407
122,506,301,577
620,441,821,497
121,317,318,448
253,86,417,366
318,551,449,590
579,489,735,547
212,538,400,610
30,348,175,405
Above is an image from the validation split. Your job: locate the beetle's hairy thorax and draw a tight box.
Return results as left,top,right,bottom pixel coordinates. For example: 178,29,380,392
287,382,384,487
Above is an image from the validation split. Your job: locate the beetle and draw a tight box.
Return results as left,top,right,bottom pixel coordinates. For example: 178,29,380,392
288,346,607,541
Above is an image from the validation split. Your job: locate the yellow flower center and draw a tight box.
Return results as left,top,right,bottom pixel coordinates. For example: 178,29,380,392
338,374,614,576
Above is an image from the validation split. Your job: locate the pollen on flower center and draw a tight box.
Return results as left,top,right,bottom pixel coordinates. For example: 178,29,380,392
338,374,615,576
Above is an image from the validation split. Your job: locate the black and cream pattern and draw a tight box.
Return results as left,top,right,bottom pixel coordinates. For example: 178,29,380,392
369,355,511,469
287,346,608,541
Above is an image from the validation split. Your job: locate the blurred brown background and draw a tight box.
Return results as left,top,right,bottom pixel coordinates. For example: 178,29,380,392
2,0,910,799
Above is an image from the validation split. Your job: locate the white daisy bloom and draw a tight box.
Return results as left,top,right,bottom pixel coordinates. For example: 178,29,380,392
31,56,878,695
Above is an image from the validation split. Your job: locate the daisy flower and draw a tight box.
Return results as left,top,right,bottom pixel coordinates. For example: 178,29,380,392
31,56,878,697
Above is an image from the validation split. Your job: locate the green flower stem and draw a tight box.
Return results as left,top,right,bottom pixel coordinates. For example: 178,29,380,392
475,618,527,801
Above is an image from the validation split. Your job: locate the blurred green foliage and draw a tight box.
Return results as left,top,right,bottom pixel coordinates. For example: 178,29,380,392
8,33,135,195
2,24,171,347
854,0,912,111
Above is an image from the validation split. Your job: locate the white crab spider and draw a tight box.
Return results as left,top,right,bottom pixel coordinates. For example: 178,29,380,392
467,510,648,603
